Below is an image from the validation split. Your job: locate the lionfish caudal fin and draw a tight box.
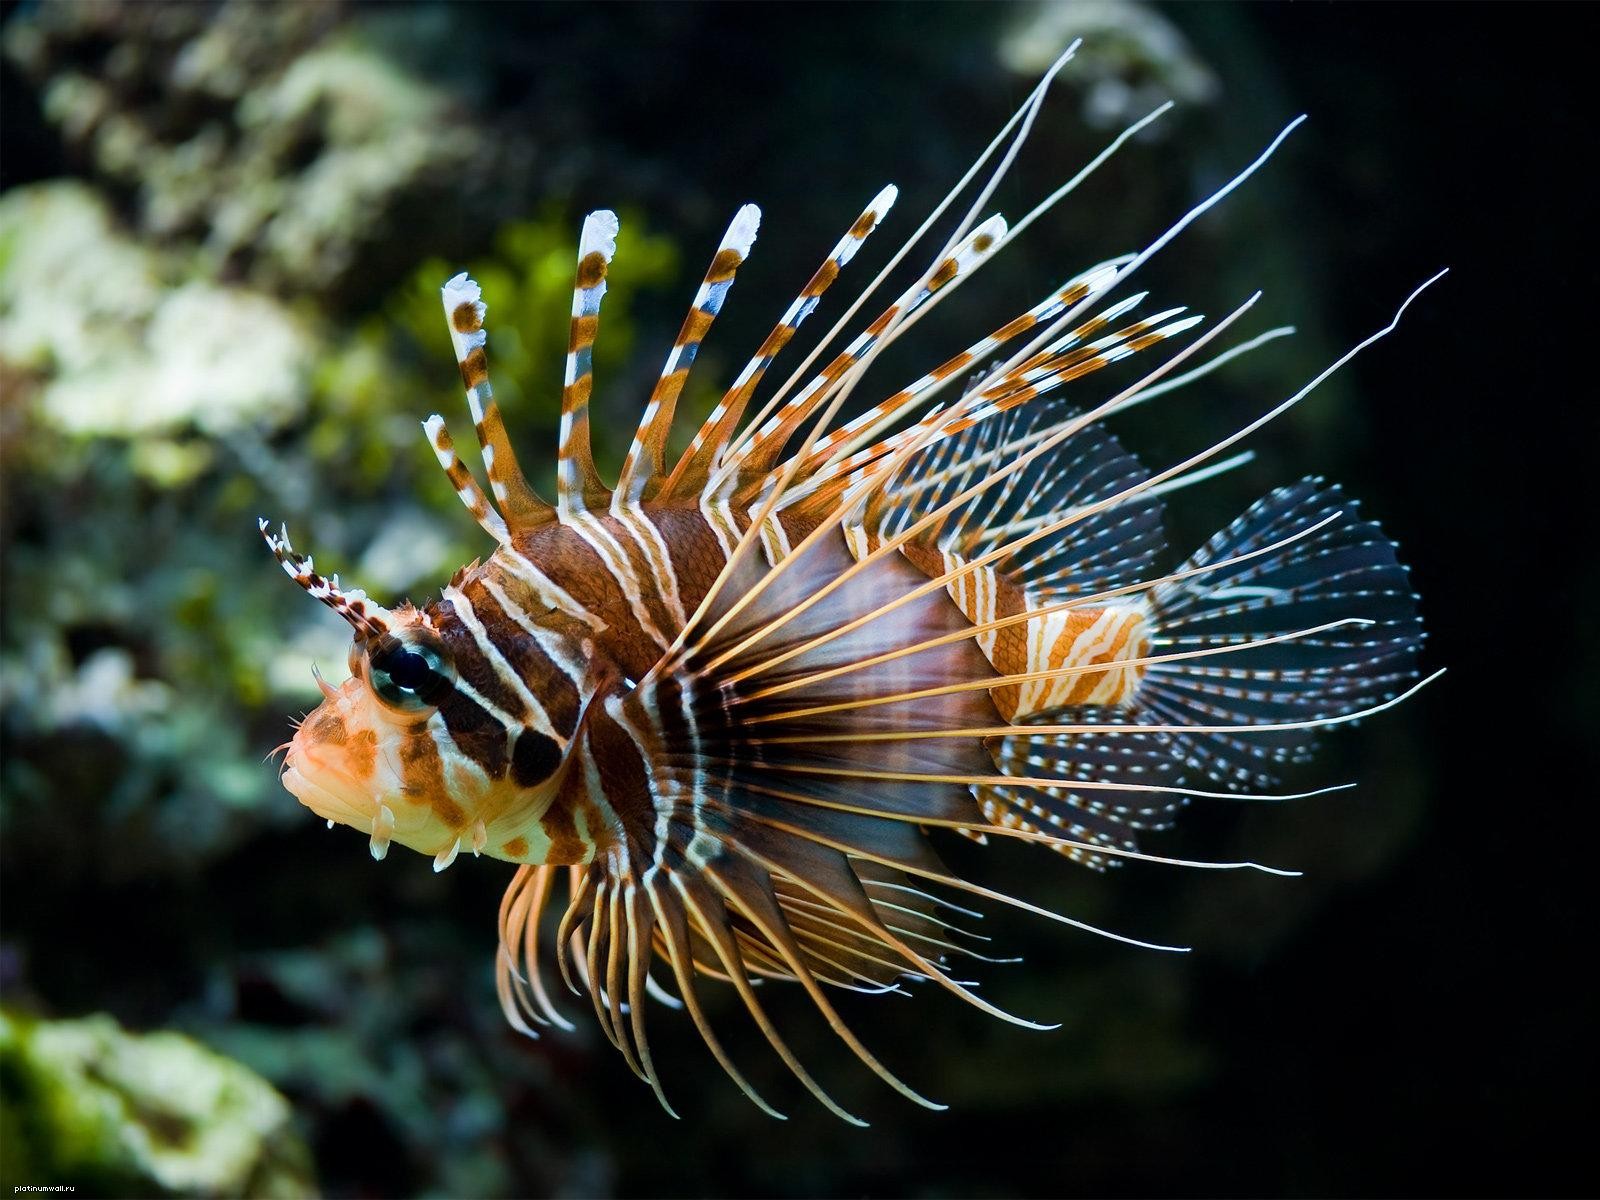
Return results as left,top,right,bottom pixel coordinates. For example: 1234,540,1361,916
397,49,1440,1121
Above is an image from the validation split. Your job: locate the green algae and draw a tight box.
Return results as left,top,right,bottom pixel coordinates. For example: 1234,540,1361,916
0,1010,314,1197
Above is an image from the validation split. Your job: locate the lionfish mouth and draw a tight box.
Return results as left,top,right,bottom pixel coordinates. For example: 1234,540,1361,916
280,752,376,833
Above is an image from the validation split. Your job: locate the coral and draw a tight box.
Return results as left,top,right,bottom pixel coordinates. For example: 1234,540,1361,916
0,182,313,441
999,0,1218,129
0,1009,315,1197
2,0,505,307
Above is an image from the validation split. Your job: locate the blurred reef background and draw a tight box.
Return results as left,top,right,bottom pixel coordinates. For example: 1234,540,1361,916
0,2,1589,1197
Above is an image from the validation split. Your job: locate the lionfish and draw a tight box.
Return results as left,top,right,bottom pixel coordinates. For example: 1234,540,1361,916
265,48,1439,1121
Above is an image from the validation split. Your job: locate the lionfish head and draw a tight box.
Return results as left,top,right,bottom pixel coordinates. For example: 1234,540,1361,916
260,521,569,870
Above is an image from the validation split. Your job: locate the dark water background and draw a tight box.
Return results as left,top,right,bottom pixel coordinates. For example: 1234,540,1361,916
1,2,1589,1196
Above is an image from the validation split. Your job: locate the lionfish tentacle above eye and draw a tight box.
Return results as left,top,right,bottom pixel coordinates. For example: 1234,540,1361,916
259,520,397,641
263,42,1441,1123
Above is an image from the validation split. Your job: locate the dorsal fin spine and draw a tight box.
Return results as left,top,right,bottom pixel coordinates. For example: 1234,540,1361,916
559,210,621,516
440,273,554,529
617,204,761,506
665,186,899,498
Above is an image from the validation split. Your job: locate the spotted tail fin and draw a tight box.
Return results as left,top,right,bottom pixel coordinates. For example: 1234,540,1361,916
955,476,1422,858
1135,478,1424,789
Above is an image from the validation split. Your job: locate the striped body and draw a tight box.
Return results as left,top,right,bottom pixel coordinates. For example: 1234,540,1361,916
846,526,1151,719
296,501,1149,871
266,60,1432,1119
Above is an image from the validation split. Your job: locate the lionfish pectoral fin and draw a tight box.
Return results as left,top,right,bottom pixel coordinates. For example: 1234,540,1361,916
498,864,578,1034
496,550,938,1124
581,516,1092,1119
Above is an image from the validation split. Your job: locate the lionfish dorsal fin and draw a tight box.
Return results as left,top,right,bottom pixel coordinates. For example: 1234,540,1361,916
422,413,511,543
439,273,553,532
722,213,1008,495
662,186,898,499
773,294,1202,528
793,258,1124,480
615,204,760,506
558,210,621,515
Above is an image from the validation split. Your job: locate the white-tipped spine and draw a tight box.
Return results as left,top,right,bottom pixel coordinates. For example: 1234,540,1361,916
721,203,762,257
1101,291,1151,322
580,209,620,257
572,210,619,320
1040,292,1150,356
422,414,452,467
953,214,1008,273
441,272,488,364
867,183,899,220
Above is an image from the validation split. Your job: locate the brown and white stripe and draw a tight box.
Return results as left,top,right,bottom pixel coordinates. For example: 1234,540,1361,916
423,414,510,543
440,273,549,529
717,214,1008,493
669,186,898,493
559,211,620,515
617,204,760,504
788,294,1193,507
798,260,1125,475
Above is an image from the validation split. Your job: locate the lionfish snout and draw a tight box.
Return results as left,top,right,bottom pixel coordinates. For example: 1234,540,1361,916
263,519,474,865
263,519,576,869
281,680,386,832
282,654,497,866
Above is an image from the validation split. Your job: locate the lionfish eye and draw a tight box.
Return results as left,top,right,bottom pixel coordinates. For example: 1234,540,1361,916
365,631,453,714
